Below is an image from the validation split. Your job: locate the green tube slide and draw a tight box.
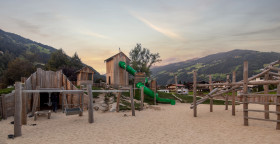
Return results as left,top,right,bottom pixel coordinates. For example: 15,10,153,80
119,61,176,105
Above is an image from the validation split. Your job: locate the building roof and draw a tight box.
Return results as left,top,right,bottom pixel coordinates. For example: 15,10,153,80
75,66,95,73
104,52,130,62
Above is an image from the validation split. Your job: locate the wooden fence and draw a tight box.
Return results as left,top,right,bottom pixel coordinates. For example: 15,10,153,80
0,92,15,119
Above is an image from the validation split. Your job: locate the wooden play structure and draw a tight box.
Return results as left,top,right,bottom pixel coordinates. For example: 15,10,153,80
76,66,95,86
191,60,280,130
104,52,130,87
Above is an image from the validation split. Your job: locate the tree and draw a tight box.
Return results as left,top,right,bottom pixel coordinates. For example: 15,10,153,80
3,58,35,85
70,52,83,70
129,43,161,76
46,48,69,71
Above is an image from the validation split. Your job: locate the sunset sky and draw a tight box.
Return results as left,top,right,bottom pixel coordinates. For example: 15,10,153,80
0,0,280,74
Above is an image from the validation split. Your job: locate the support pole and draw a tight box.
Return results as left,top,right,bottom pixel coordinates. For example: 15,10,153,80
154,79,157,105
14,82,22,137
209,75,213,112
130,86,135,116
225,75,229,110
232,71,236,116
243,61,249,126
264,73,270,119
140,87,144,110
175,74,178,94
87,84,94,123
193,71,197,117
276,70,280,130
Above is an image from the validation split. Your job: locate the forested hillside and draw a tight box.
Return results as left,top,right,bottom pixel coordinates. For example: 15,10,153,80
151,50,280,85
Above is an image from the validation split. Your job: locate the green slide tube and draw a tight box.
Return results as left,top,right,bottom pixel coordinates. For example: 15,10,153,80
119,61,176,105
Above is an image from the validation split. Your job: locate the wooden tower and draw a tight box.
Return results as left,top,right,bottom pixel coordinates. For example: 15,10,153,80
104,52,130,86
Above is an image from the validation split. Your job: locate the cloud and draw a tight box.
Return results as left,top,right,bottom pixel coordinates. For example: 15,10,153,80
131,13,184,41
233,26,280,36
10,18,49,37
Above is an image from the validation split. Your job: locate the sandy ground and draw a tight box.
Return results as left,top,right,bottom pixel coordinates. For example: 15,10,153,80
0,103,280,144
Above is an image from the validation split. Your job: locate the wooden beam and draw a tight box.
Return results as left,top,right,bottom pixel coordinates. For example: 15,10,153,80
87,84,94,123
243,61,249,126
232,71,236,116
209,75,213,112
193,71,197,117
14,82,22,137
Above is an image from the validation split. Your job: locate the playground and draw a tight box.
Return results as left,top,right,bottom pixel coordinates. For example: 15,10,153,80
0,51,280,143
0,103,279,144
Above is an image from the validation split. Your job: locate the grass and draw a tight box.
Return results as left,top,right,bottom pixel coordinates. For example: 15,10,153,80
0,87,14,95
77,86,101,98
122,89,229,105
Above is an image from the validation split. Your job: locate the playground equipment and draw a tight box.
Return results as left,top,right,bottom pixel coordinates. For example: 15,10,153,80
191,60,280,130
119,61,176,105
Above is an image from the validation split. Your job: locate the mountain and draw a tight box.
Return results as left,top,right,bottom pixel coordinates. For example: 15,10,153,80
151,49,280,85
0,29,105,82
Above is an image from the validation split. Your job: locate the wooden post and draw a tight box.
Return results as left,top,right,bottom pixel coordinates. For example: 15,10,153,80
209,75,213,112
243,61,249,126
264,73,269,119
225,75,229,110
87,84,94,123
175,74,178,94
130,86,135,116
193,71,197,117
21,86,27,125
116,92,121,112
154,79,157,105
79,93,83,116
232,71,236,116
140,87,144,110
276,70,280,130
14,82,22,137
61,87,65,113
134,83,136,98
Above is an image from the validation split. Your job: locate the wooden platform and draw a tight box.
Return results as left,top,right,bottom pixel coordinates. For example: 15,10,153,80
34,110,51,121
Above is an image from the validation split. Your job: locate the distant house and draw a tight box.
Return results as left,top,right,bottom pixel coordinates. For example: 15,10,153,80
158,89,170,93
104,52,130,86
167,84,185,92
76,66,95,86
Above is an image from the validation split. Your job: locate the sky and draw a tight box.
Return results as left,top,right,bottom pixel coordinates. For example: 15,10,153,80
0,0,280,74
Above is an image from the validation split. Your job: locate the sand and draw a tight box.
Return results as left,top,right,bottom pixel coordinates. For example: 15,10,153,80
0,103,280,144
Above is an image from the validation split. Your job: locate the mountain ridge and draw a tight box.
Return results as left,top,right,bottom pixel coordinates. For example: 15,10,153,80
151,49,280,85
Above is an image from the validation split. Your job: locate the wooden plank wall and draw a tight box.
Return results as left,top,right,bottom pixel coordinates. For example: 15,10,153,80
1,68,89,118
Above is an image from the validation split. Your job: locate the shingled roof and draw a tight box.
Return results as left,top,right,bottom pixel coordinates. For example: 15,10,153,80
104,52,130,62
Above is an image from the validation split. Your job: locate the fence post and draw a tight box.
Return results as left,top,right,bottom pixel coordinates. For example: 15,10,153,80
193,71,197,117
209,75,213,112
87,84,94,123
130,86,135,116
232,71,236,116
243,61,249,126
14,82,22,137
264,73,270,119
276,70,280,130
